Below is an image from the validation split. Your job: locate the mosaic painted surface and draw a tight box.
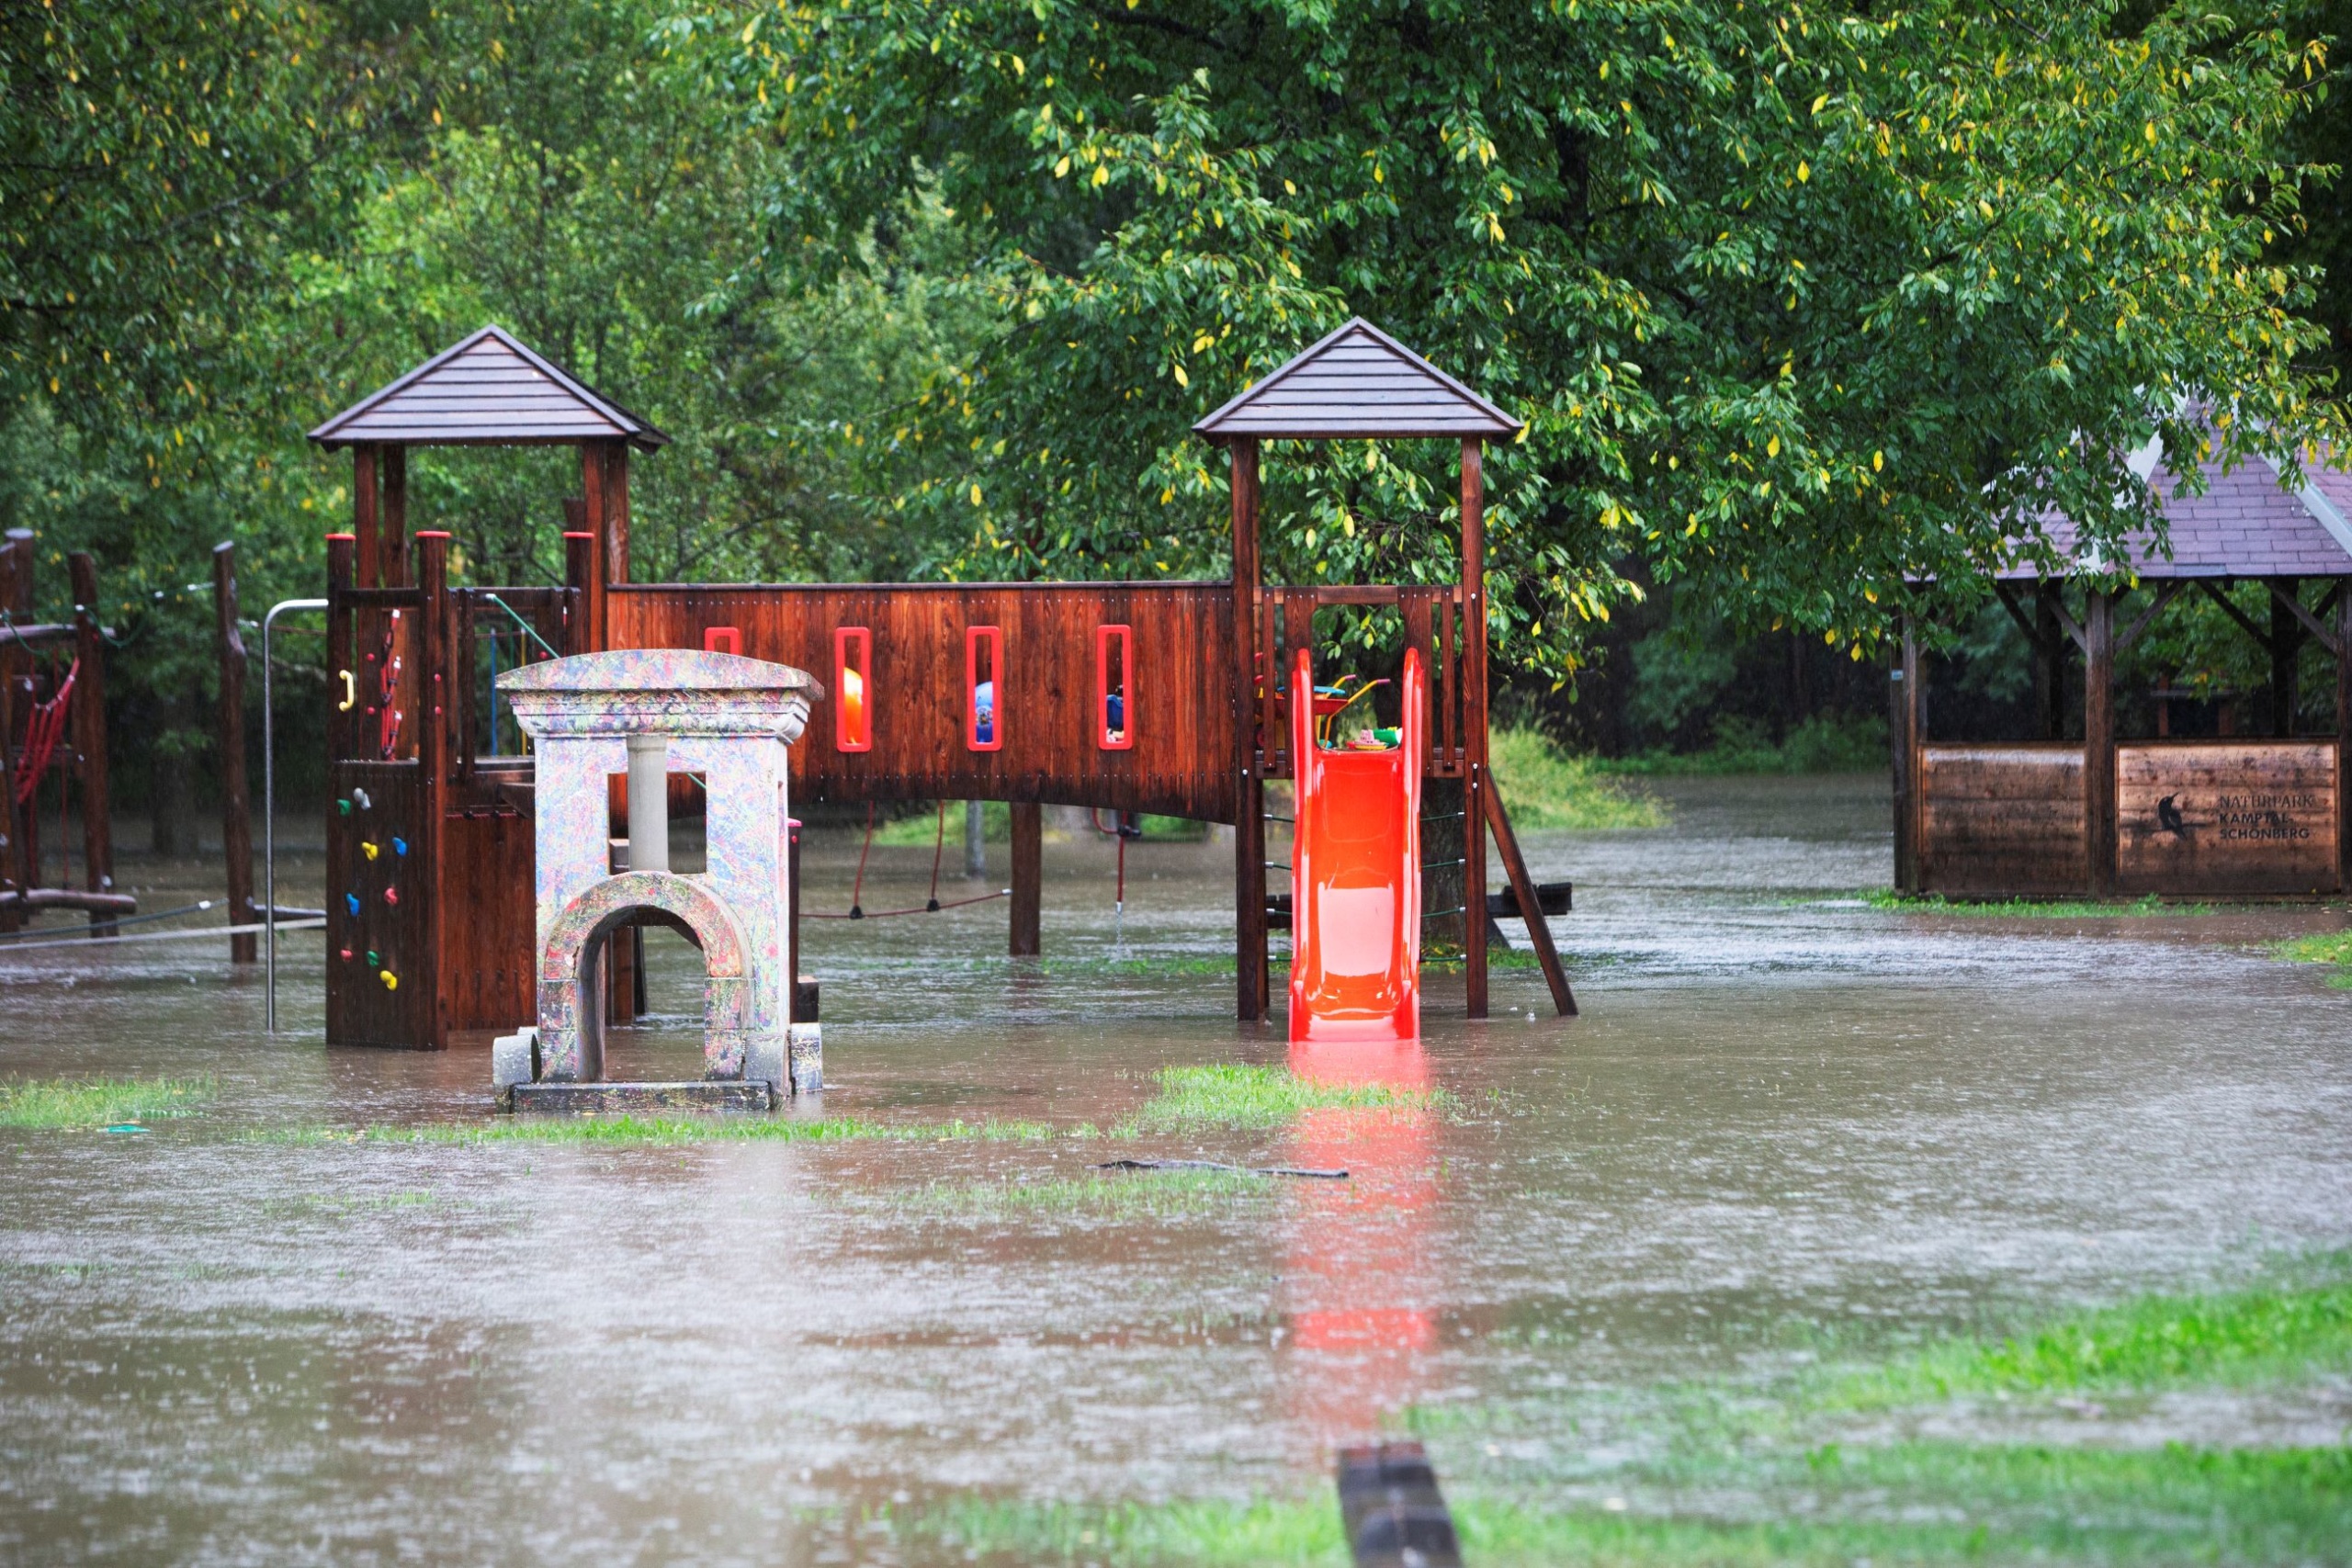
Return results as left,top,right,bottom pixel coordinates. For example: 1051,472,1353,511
500,650,811,1087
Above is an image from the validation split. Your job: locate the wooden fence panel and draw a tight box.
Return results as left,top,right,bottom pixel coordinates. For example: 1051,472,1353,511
1918,744,2086,895
2116,741,2338,895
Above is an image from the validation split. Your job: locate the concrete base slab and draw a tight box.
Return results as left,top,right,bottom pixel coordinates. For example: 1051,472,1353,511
507,1080,775,1115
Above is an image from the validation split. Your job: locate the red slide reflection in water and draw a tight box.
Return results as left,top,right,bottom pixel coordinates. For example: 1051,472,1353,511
1280,1037,1441,1444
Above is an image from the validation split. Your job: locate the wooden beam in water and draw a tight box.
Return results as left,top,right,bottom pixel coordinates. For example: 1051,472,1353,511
1009,801,1042,956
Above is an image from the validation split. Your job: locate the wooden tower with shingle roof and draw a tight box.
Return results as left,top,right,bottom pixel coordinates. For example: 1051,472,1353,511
1195,319,1570,1023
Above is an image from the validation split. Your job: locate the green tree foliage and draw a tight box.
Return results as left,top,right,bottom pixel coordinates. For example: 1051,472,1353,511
692,0,2340,681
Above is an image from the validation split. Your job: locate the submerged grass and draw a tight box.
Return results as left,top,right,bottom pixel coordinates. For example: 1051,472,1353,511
1866,888,2222,918
1829,1260,2352,1409
1121,1063,1453,1134
900,1260,2352,1565
1487,726,1668,829
2276,928,2352,987
260,1114,1063,1146
898,1167,1276,1220
0,1075,213,1129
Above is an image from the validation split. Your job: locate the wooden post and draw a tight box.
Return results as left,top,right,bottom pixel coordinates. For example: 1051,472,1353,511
354,447,379,589
787,818,803,1009
68,552,114,926
604,443,631,584
2086,588,2116,897
1890,620,1918,894
1009,800,1042,956
562,531,596,656
2337,588,2350,894
326,535,356,761
2271,578,2301,737
380,446,410,588
579,444,609,652
414,530,451,1045
0,531,28,927
1460,440,1489,1020
1229,437,1267,1021
212,543,256,962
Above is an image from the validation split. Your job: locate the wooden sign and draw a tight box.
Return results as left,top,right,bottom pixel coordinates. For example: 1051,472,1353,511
2116,741,2338,895
1918,744,2086,896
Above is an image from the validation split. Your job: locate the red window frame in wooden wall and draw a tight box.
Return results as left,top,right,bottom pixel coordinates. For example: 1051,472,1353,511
966,624,1003,752
1095,624,1134,750
834,626,872,752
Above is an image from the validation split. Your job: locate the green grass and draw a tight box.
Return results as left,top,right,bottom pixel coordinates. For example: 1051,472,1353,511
0,1075,214,1129
1610,712,1888,775
2276,928,2352,987
1488,726,1668,829
1865,888,2221,917
1121,1063,1453,1133
898,1167,1278,1219
869,803,1203,847
261,1113,1063,1146
1830,1265,2352,1410
889,1261,2352,1565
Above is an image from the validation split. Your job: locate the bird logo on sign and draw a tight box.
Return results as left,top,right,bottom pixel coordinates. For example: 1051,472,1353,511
2156,794,2189,837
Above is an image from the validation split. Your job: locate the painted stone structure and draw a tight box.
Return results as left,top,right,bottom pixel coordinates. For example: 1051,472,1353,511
495,649,813,1104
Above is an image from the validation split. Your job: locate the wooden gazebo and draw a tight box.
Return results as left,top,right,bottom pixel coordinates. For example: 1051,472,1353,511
1894,441,2352,897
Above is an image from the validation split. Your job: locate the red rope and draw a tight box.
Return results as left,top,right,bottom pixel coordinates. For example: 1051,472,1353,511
848,801,876,918
14,658,77,807
926,799,946,911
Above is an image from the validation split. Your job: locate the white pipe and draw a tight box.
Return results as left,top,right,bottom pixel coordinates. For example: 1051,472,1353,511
263,597,329,1033
627,733,669,873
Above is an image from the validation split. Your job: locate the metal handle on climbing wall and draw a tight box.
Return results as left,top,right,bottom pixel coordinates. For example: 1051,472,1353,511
336,670,356,712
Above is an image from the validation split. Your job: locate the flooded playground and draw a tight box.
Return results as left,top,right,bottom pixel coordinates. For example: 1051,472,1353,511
3,774,2350,1564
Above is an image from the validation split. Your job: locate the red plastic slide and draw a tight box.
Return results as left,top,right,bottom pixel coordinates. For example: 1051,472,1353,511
1287,645,1424,1043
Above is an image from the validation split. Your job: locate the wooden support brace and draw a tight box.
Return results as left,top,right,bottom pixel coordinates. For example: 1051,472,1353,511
67,552,113,926
2268,580,2340,659
1483,781,1576,1016
2194,578,2271,647
2116,581,2184,653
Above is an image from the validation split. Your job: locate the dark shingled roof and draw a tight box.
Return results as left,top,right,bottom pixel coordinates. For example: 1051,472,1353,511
309,325,667,451
1193,317,1523,440
2002,441,2352,580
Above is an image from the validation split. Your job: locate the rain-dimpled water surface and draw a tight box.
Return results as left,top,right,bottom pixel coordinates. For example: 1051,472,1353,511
2,775,2348,1563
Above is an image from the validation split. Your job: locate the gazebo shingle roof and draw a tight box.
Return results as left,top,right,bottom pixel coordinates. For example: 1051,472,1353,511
2002,440,2352,580
309,325,666,451
1193,318,1522,440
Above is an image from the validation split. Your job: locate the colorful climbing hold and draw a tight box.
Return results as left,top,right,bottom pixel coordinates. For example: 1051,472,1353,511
362,841,380,861
379,970,398,990
353,788,371,810
384,887,399,906
338,948,354,962
391,836,408,857
337,798,352,816
365,950,379,967
345,893,362,917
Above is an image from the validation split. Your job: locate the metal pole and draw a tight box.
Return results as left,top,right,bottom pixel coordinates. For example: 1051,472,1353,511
263,598,329,1033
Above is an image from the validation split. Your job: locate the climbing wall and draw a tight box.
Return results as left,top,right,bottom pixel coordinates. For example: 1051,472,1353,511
324,760,432,1047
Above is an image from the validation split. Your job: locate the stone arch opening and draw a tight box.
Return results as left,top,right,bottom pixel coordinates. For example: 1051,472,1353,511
536,870,764,1088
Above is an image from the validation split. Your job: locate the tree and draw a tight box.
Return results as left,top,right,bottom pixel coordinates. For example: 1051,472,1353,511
690,0,2340,680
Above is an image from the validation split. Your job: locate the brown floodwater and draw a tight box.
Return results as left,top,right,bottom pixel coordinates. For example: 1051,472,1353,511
2,774,2349,1563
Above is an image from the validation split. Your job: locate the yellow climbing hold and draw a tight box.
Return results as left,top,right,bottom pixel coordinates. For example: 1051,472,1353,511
380,970,399,991
362,841,379,861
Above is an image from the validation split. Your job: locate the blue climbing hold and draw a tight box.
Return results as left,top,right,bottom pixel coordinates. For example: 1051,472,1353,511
345,893,362,917
391,836,408,857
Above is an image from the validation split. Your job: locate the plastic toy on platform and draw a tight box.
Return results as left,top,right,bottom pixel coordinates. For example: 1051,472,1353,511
487,649,821,1113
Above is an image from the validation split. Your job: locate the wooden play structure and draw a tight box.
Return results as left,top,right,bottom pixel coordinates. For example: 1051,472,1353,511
307,321,1575,1049
1894,443,2352,897
0,529,129,932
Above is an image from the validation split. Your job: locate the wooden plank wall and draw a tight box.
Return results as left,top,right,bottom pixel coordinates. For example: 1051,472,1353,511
324,759,434,1046
1918,743,2086,895
2116,741,2339,895
608,583,1238,822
